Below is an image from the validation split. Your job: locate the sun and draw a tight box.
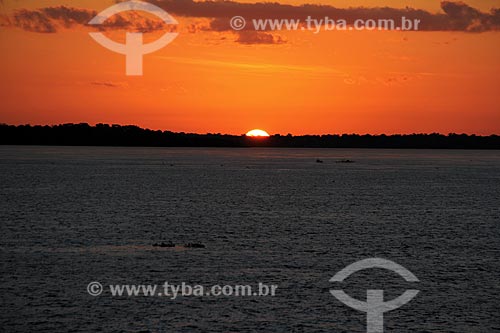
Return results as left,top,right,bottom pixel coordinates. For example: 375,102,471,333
246,129,270,137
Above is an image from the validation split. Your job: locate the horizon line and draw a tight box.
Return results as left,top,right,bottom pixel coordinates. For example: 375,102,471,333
1,123,499,137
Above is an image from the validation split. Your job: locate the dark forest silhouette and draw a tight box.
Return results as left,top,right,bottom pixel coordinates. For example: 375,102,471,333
0,123,499,149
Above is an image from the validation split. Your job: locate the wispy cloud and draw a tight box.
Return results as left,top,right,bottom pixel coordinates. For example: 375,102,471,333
90,81,128,88
158,56,346,77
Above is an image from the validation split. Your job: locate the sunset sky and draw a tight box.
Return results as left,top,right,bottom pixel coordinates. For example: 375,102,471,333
1,0,499,135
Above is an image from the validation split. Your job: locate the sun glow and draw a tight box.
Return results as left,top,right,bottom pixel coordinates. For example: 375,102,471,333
246,129,270,137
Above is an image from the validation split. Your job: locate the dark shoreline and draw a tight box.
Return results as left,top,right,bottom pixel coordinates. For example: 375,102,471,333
1,123,499,149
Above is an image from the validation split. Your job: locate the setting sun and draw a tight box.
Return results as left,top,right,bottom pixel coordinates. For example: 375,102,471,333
246,129,270,137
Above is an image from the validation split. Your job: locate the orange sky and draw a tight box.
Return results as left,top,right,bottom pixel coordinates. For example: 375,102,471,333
1,0,499,135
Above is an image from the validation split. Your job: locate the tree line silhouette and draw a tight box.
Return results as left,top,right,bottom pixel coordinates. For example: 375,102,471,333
1,123,499,149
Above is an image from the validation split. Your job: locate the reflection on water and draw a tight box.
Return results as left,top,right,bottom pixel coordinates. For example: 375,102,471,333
1,147,499,332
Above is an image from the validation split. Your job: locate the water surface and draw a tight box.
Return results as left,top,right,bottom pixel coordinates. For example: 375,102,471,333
1,147,499,332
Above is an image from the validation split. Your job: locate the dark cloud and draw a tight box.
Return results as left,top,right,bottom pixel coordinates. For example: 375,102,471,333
146,0,499,32
5,2,500,34
96,11,172,32
9,6,171,33
235,31,286,45
441,1,500,32
40,6,96,27
13,9,57,33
